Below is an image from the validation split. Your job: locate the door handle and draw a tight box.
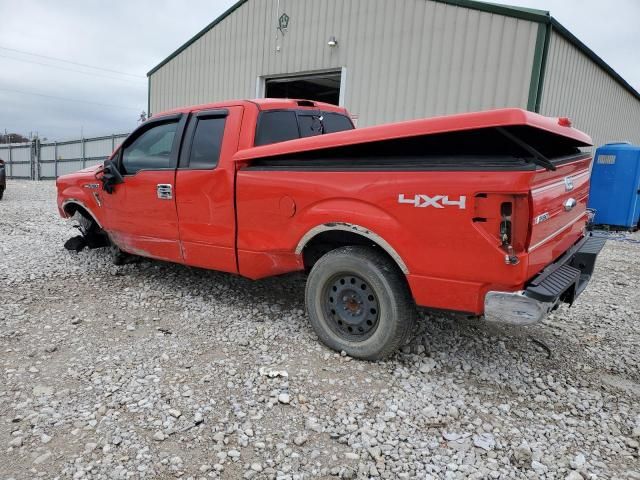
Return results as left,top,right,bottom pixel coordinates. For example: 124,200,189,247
156,184,173,200
563,198,577,211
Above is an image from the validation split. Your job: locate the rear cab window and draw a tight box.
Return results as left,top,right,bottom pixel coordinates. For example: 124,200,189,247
255,109,354,146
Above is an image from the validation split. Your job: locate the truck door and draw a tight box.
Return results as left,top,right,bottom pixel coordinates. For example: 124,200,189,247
102,114,187,262
175,106,243,273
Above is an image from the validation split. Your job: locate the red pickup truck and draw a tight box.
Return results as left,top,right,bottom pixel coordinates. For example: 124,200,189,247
57,98,604,359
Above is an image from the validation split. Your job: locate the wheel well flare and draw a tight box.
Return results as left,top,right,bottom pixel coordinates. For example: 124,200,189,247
297,223,409,274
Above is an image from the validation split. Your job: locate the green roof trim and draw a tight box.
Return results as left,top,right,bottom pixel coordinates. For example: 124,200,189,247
435,0,640,104
147,0,249,77
549,17,640,103
147,0,640,105
433,0,549,23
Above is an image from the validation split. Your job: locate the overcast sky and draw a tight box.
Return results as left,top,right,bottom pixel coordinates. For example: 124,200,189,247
0,0,638,141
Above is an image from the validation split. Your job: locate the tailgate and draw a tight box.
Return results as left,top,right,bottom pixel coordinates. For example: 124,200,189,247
529,155,592,251
527,156,593,278
495,123,593,279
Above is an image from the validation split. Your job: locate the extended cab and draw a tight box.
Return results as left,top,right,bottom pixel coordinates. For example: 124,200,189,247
57,99,604,359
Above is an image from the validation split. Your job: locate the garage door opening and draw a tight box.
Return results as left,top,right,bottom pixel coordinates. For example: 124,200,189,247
264,71,342,105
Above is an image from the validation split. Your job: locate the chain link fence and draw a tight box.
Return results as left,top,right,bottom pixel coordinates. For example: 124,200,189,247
0,133,129,180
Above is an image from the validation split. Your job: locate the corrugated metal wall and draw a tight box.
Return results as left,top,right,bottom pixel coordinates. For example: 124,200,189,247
540,32,640,147
150,0,539,126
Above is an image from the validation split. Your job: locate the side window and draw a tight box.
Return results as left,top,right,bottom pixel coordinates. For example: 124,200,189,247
122,121,178,175
188,117,226,169
322,112,354,133
255,111,299,146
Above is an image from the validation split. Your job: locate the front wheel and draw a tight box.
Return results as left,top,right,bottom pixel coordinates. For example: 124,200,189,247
305,246,416,360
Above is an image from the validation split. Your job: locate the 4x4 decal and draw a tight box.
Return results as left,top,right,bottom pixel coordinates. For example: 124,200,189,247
398,194,467,209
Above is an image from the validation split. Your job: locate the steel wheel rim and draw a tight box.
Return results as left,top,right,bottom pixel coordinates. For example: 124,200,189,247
323,273,380,341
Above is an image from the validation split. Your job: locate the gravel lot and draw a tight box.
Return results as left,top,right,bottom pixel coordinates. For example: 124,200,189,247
1,180,639,480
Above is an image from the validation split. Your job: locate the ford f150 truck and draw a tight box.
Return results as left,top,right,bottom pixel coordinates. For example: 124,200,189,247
57,98,604,359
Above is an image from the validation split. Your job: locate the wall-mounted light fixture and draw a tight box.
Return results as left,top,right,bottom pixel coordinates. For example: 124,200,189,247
327,36,338,47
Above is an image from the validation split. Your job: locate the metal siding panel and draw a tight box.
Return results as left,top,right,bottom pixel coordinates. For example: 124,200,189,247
540,32,640,146
410,1,431,118
39,145,55,161
0,145,31,178
56,161,84,176
446,7,468,113
149,0,538,126
84,138,117,158
458,9,479,111
423,2,444,116
384,0,404,121
56,143,82,160
11,146,31,163
40,162,55,178
10,163,31,177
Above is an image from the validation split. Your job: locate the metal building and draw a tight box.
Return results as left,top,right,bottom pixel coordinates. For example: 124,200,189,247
147,0,640,146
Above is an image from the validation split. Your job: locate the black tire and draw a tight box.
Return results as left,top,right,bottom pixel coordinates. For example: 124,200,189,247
0,187,4,200
72,212,109,249
305,246,416,360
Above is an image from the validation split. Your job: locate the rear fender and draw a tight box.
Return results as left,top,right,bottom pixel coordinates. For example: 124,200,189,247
293,199,409,273
295,222,409,274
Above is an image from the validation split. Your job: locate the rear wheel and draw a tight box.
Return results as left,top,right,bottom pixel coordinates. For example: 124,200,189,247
0,187,4,200
305,246,416,360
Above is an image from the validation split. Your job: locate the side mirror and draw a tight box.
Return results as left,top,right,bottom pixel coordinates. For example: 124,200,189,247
101,159,124,194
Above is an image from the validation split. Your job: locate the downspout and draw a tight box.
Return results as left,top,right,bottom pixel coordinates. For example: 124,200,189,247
527,19,552,113
147,76,152,118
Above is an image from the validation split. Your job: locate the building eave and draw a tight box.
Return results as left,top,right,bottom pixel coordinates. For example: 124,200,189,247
549,17,640,103
146,0,640,105
146,0,249,77
436,1,640,104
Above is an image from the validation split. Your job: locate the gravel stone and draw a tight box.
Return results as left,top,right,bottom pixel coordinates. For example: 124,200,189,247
1,181,639,479
293,434,308,446
566,471,584,480
33,452,52,464
571,453,586,469
8,437,23,447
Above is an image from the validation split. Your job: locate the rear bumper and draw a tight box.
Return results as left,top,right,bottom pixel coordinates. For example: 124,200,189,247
484,234,606,325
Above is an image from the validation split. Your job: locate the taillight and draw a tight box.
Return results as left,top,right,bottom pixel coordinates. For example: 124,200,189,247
473,193,530,264
500,202,518,264
500,202,512,245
